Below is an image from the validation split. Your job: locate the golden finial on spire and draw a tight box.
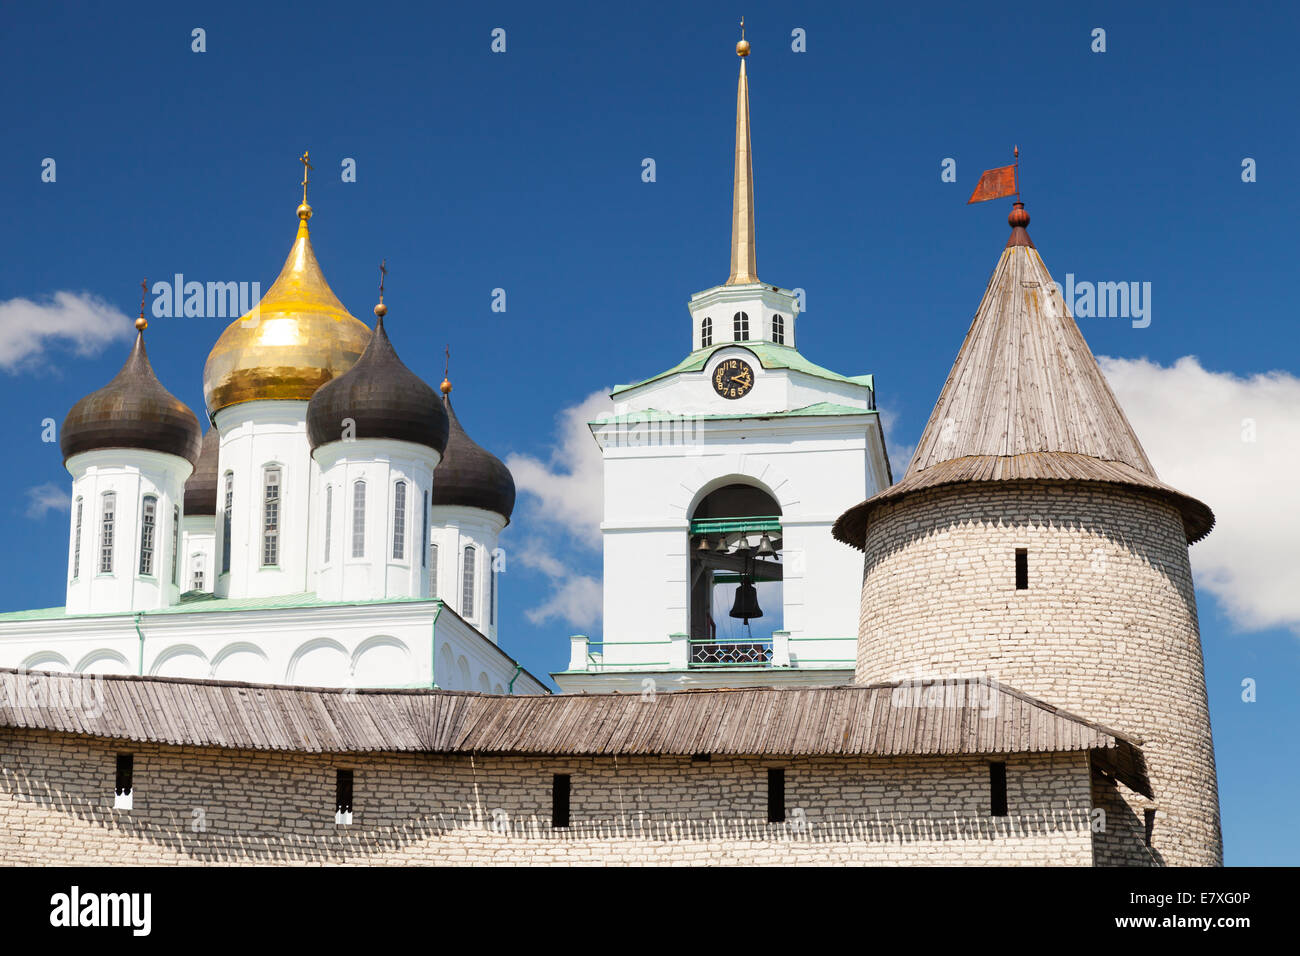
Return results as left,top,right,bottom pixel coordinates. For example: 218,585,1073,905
726,20,758,285
297,150,314,221
136,278,148,331
440,344,452,394
374,259,388,318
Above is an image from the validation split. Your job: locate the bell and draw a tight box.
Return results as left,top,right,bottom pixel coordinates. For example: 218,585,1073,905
755,533,776,558
696,536,712,552
729,580,763,623
714,534,730,553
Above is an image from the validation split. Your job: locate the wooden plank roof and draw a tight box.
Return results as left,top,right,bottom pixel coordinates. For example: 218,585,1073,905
834,213,1212,549
0,667,1150,796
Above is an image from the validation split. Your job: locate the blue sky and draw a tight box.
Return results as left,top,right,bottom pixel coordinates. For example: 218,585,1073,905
1,1,1296,864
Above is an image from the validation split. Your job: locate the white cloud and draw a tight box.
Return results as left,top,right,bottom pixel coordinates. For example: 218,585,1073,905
25,483,70,519
878,403,916,479
0,292,134,371
1100,355,1300,636
514,538,602,629
505,389,609,550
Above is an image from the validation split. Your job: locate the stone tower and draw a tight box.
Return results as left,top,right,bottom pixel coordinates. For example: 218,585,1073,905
834,202,1221,866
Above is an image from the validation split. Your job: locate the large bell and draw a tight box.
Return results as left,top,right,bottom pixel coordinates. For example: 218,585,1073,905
729,580,763,623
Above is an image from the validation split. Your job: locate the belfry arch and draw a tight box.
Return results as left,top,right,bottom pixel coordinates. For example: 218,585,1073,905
688,482,783,665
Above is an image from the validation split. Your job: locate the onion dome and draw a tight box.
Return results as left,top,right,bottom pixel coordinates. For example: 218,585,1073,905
202,177,371,416
183,427,220,515
834,201,1213,549
306,298,448,453
61,318,202,466
431,379,516,524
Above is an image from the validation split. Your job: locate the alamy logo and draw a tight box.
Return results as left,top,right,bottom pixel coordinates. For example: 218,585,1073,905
151,275,261,321
1048,273,1152,328
49,886,151,936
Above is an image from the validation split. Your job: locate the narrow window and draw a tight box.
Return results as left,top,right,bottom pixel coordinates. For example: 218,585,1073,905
191,555,205,592
114,753,133,810
138,495,157,576
430,543,439,597
221,473,233,574
1143,808,1157,848
733,310,749,341
72,497,83,579
551,773,570,828
351,480,366,558
323,484,333,563
421,491,428,568
462,545,476,617
335,768,354,825
489,563,496,626
989,762,1008,816
767,768,785,823
262,466,281,566
99,492,116,574
701,316,713,348
772,312,785,345
1014,548,1028,590
392,480,407,560
171,506,180,585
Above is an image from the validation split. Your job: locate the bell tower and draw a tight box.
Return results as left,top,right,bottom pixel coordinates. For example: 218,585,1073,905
554,29,892,693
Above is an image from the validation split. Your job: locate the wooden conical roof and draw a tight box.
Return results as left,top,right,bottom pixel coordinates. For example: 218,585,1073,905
834,203,1213,548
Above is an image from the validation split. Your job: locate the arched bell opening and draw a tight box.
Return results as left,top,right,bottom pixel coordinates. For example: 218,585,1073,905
688,483,783,667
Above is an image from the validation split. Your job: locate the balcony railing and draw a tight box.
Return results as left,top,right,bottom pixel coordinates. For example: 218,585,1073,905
564,634,857,673
689,637,773,668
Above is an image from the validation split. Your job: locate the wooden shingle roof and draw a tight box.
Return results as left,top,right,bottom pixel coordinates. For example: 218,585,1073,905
0,668,1150,796
834,207,1213,548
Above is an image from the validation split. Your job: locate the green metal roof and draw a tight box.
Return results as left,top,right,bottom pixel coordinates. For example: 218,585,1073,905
589,401,876,427
0,592,441,623
610,342,874,396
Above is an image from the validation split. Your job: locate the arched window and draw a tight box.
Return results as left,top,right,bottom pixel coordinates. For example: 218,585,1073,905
701,316,713,348
421,491,429,568
772,313,785,345
733,311,749,341
392,480,407,560
323,484,333,563
99,492,116,574
139,495,157,576
262,466,281,566
462,545,476,618
171,505,180,585
351,480,366,558
221,473,233,574
430,542,439,597
72,497,83,580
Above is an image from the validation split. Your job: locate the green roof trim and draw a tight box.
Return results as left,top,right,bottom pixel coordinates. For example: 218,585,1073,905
610,342,874,396
0,592,442,624
589,401,875,427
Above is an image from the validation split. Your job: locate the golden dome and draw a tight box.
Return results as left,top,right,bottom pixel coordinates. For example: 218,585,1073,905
203,207,371,416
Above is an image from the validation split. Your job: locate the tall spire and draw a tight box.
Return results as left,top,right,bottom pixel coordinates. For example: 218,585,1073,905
726,20,758,286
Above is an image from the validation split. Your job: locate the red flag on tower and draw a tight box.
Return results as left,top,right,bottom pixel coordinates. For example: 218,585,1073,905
967,147,1020,204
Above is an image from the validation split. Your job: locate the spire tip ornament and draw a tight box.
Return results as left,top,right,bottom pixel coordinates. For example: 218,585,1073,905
737,16,750,56
297,150,314,221
440,344,452,394
374,259,388,319
135,278,148,332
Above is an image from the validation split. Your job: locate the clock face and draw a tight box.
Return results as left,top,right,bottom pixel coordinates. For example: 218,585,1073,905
712,358,755,400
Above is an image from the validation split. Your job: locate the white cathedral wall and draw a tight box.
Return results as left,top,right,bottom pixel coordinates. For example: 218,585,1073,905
595,417,883,670
0,602,545,693
428,504,505,644
181,516,215,593
213,400,314,599
312,438,439,603
64,449,192,615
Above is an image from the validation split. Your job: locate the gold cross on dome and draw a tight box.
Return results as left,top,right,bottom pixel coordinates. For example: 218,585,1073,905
299,150,313,203
379,259,387,302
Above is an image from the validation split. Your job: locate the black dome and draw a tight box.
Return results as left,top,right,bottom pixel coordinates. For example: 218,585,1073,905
306,316,448,453
431,394,516,523
183,427,220,515
61,331,202,466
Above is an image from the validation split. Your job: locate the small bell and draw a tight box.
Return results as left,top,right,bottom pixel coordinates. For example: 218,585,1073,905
714,534,730,553
755,533,776,558
696,536,712,552
737,534,751,551
729,579,763,623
